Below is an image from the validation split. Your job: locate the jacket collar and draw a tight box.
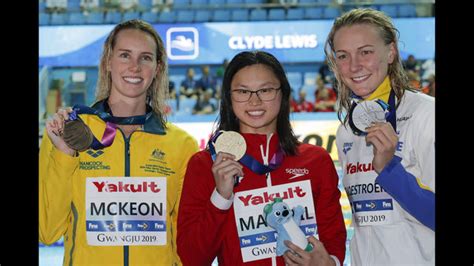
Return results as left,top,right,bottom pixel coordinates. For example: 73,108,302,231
366,76,391,102
91,99,166,135
240,132,280,159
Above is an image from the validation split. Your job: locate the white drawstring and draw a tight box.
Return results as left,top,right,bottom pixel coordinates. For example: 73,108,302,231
260,133,277,266
260,133,273,188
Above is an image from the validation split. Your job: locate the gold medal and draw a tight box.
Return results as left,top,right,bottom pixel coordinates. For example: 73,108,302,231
214,131,247,160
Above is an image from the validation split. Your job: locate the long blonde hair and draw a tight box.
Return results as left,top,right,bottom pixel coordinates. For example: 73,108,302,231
95,19,169,127
324,8,409,125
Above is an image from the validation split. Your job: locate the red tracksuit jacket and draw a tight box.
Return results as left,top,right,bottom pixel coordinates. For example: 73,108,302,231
177,133,346,265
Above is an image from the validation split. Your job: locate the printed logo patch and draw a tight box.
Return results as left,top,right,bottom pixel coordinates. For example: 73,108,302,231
346,162,374,175
343,142,353,154
87,150,104,158
151,149,166,160
80,161,111,170
286,168,309,180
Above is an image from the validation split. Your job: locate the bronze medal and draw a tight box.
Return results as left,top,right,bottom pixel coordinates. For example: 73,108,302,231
63,120,94,152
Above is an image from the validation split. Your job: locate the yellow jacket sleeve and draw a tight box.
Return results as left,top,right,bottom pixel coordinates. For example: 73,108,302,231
39,131,79,245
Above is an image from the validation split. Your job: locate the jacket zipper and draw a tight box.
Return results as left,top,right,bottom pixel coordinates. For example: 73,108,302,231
120,128,131,266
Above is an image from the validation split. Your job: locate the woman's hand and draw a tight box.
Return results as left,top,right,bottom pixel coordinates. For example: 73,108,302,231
365,122,398,173
283,236,336,266
45,107,76,156
211,152,244,199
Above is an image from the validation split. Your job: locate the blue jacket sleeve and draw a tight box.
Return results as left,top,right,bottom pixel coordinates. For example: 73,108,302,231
376,156,435,231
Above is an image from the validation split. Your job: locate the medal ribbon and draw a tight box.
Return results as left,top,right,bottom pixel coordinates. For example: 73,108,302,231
70,104,147,125
208,131,285,176
68,104,147,150
385,90,397,132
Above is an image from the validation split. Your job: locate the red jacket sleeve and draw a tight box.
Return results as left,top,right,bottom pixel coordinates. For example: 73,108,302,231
177,151,231,265
312,148,346,264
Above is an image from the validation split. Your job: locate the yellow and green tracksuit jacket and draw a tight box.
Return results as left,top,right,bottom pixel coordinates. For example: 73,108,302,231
39,101,199,265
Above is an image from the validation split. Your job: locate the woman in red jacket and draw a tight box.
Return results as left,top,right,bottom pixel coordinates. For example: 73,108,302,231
177,51,346,266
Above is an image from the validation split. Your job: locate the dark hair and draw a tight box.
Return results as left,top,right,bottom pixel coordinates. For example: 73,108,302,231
216,51,299,155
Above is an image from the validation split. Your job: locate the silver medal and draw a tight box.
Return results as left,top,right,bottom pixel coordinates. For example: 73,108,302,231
351,100,388,134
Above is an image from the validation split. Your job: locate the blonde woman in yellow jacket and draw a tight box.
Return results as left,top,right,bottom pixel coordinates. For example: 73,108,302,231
39,19,198,265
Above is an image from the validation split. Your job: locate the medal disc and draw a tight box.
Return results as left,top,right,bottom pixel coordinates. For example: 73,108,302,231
63,120,94,152
351,100,388,134
214,131,247,160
